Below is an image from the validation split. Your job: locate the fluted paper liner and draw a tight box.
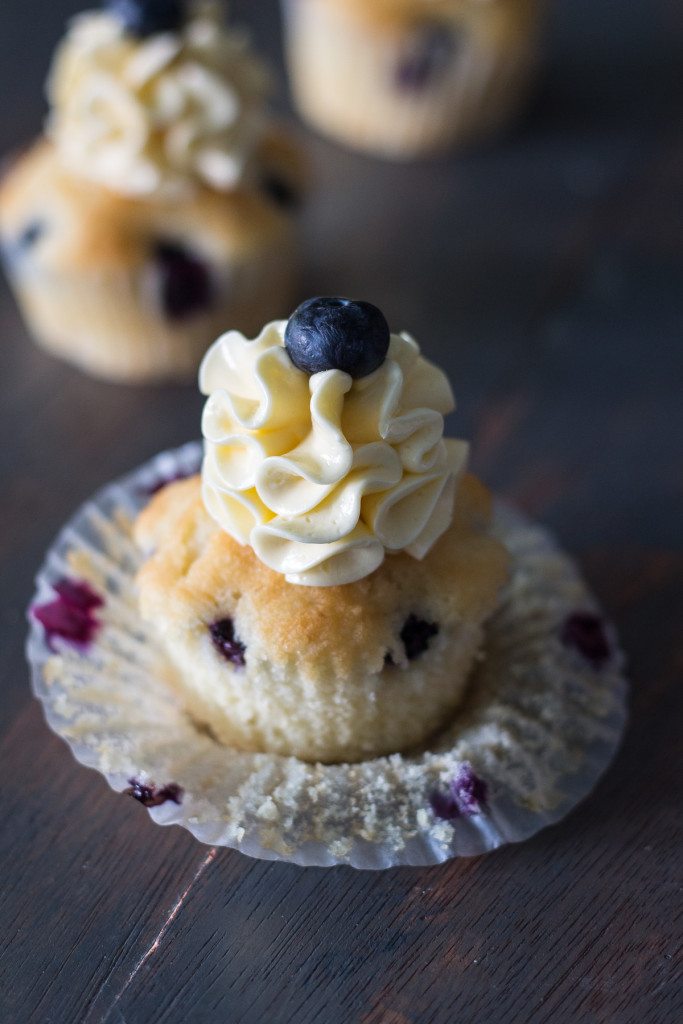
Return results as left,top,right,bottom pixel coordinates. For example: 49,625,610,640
26,442,627,868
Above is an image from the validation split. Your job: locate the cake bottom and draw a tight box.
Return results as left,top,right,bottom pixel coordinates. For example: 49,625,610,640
0,140,301,383
134,474,510,763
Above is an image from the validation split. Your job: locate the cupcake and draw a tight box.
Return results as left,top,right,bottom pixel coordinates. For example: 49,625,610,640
133,297,509,762
0,1,305,383
281,0,543,159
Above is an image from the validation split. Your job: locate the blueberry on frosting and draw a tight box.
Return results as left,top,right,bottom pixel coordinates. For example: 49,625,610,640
284,296,391,378
106,0,185,39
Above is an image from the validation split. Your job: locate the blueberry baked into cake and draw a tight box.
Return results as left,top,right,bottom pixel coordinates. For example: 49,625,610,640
0,0,304,383
134,298,509,763
282,0,543,159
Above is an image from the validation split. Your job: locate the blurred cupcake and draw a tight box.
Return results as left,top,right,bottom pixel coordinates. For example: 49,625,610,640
0,1,305,383
281,0,543,158
134,297,509,762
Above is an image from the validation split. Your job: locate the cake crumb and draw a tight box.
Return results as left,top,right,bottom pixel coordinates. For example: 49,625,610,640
256,797,279,821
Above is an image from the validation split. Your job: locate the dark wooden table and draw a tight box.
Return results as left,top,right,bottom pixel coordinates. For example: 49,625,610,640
1,1,681,1021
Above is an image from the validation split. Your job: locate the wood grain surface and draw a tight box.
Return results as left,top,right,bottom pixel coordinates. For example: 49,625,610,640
0,1,681,1022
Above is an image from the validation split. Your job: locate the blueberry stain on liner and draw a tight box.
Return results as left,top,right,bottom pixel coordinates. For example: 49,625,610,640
395,22,458,92
430,764,488,821
125,778,184,806
562,612,611,669
33,578,104,651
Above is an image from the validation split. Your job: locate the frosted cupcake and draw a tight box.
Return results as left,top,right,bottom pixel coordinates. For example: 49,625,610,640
0,1,304,383
133,297,509,762
281,0,543,158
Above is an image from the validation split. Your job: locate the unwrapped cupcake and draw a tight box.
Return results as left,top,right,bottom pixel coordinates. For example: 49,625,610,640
133,297,509,762
281,0,543,158
0,1,305,383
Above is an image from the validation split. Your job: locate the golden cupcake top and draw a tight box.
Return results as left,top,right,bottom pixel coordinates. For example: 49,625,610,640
134,472,509,678
47,0,270,198
200,298,470,587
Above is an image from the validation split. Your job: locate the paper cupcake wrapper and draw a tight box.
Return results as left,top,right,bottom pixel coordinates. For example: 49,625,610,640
26,442,627,869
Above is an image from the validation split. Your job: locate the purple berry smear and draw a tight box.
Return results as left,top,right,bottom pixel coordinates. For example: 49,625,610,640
33,578,103,650
125,778,184,807
401,615,439,661
210,618,247,668
429,763,488,821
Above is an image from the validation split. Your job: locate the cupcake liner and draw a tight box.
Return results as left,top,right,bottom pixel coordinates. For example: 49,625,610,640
26,442,628,869
282,0,540,157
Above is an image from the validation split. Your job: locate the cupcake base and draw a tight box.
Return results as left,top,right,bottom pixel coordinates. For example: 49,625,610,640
7,248,297,384
0,141,301,384
26,443,627,868
133,473,509,763
282,0,542,159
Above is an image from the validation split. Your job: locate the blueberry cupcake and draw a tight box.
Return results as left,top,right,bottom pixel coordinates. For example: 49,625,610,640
281,0,543,159
0,1,305,383
133,298,509,763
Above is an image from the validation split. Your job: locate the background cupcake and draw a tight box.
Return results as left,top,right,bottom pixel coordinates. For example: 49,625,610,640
0,0,305,383
281,0,543,159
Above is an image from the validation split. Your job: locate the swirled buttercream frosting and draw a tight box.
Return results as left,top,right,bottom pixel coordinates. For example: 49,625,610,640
47,2,270,197
200,320,469,586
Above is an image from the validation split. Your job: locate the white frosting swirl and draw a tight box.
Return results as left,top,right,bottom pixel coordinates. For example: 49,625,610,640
200,320,469,586
47,3,270,197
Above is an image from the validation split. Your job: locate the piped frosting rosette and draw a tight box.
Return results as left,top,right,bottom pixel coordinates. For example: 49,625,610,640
200,320,469,586
47,2,270,197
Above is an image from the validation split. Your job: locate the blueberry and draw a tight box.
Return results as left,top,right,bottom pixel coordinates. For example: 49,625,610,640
285,297,390,378
125,778,183,807
561,612,611,669
261,173,300,211
106,0,185,39
395,23,457,92
4,220,45,264
154,240,213,321
17,220,45,251
400,614,439,661
209,618,246,668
